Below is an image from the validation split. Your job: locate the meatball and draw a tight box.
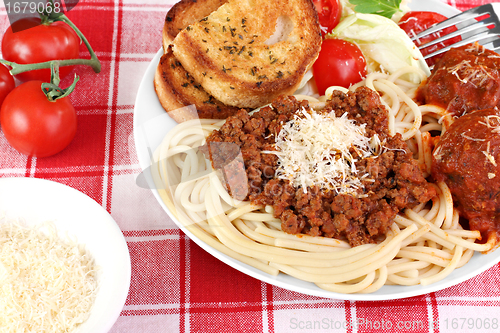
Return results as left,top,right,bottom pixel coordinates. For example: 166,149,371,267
417,43,500,117
431,108,500,247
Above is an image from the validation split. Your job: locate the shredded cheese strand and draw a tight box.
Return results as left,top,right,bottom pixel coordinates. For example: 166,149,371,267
268,107,379,194
0,220,98,333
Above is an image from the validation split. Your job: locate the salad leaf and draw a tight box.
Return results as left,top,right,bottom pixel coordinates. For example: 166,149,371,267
349,0,402,19
330,13,431,81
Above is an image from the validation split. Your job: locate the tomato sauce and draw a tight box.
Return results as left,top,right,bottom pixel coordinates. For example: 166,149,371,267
432,108,500,246
417,43,500,117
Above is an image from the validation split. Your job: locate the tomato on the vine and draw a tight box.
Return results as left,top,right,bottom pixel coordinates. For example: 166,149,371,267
312,38,367,95
1,17,80,82
0,64,15,107
0,80,77,157
313,0,341,36
398,11,460,66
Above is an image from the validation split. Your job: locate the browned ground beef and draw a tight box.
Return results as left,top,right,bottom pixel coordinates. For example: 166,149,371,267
202,87,436,246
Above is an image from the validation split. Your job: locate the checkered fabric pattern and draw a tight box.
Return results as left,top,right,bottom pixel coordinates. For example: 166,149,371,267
1,0,499,332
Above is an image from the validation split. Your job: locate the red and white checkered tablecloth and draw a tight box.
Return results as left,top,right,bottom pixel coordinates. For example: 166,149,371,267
1,0,500,332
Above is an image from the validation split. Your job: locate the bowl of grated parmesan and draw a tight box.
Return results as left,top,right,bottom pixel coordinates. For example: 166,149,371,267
0,177,131,333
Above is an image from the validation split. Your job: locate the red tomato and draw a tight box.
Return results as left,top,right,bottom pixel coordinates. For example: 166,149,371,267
0,64,15,107
312,39,367,95
1,17,80,82
398,11,461,66
313,0,341,36
0,80,77,157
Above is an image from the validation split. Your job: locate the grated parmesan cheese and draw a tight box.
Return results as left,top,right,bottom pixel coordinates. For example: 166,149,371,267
461,131,485,142
445,59,496,88
465,42,486,55
478,114,500,133
482,141,497,167
0,220,98,333
267,107,379,195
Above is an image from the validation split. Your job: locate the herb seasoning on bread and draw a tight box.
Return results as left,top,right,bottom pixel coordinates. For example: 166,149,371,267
162,0,228,51
155,0,322,121
155,45,243,122
172,0,322,109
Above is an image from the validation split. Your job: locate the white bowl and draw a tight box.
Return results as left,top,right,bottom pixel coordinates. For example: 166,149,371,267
0,177,131,333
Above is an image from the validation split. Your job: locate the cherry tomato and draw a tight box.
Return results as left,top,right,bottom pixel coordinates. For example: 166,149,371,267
0,64,15,108
312,38,367,95
398,11,461,66
1,17,80,82
313,0,342,36
0,80,77,157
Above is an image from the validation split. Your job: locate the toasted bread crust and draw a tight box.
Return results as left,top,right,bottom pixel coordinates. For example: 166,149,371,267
163,0,228,51
172,0,321,109
154,46,243,122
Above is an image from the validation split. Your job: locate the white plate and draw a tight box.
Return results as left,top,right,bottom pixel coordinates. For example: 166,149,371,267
0,177,131,332
133,1,500,300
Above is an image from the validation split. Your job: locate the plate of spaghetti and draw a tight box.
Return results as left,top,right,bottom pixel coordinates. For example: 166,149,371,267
134,0,500,300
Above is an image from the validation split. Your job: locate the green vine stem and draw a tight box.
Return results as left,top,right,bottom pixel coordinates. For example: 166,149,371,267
0,9,101,75
42,75,79,101
41,62,79,101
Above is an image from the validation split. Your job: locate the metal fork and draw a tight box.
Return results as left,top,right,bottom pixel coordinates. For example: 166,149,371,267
412,3,500,60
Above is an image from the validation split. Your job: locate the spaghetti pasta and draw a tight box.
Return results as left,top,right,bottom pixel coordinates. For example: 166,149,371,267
151,67,494,294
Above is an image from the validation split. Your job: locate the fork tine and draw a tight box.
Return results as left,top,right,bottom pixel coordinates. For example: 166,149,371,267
423,25,500,59
415,17,492,50
491,45,500,54
490,39,500,53
412,4,495,40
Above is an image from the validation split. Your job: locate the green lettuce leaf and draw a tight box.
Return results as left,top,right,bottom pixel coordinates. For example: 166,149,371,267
330,13,430,82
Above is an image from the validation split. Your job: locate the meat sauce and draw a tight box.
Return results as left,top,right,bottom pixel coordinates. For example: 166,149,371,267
203,87,436,247
432,108,500,246
417,43,500,117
